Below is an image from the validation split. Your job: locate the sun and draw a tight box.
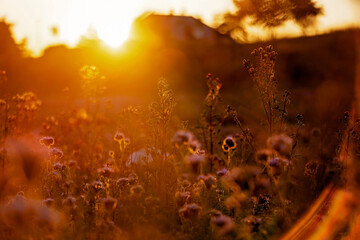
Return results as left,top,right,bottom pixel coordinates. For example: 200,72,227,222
64,0,144,48
94,17,134,48
91,3,140,48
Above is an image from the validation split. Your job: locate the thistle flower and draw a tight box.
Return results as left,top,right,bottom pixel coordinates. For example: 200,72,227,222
187,140,201,154
255,149,275,162
97,166,114,178
180,179,191,189
171,130,194,147
216,168,228,177
254,177,271,195
130,185,144,197
268,157,291,177
113,131,125,142
209,209,222,217
124,138,131,146
178,203,201,220
175,191,191,207
49,148,63,159
53,162,66,171
128,173,138,184
304,160,319,177
221,166,261,192
224,193,247,210
0,195,62,232
101,197,118,211
39,137,55,148
92,181,103,191
117,177,129,187
198,175,217,190
67,160,77,168
211,214,235,236
266,134,294,157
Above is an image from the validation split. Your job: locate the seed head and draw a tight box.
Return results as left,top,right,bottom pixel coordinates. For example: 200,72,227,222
222,136,237,153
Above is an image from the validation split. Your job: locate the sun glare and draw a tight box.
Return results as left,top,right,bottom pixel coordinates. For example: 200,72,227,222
91,2,140,48
64,0,144,48
95,18,133,48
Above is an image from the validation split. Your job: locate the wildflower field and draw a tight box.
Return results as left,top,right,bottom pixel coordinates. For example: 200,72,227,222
1,38,360,240
0,1,360,239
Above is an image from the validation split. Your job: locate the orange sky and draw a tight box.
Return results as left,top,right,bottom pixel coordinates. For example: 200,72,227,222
0,0,359,56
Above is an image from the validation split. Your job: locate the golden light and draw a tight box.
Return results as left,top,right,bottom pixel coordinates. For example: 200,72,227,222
63,0,144,48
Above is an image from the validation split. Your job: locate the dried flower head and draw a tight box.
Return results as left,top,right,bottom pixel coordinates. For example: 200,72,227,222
222,136,237,152
39,137,55,148
53,162,66,171
211,214,235,236
268,157,291,177
205,74,222,105
92,181,103,191
267,134,294,156
97,166,114,178
255,149,276,162
117,177,129,187
130,185,144,197
101,197,118,211
222,166,261,192
179,203,201,220
224,193,247,210
187,140,201,153
175,191,191,207
114,131,125,142
171,130,194,147
0,195,62,233
304,160,319,177
128,173,138,184
198,175,217,190
216,168,228,177
49,148,63,159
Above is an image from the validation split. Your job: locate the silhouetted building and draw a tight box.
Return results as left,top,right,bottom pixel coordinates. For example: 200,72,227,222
131,13,232,46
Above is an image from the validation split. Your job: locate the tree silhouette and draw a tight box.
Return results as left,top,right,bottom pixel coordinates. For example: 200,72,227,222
0,20,22,66
218,0,323,38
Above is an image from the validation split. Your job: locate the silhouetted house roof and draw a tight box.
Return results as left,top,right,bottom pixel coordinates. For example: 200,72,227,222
130,13,230,45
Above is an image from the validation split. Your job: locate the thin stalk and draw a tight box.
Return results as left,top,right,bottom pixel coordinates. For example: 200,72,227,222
209,103,214,172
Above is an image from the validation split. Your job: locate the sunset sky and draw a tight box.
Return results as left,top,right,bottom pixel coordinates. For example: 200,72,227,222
0,0,359,56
